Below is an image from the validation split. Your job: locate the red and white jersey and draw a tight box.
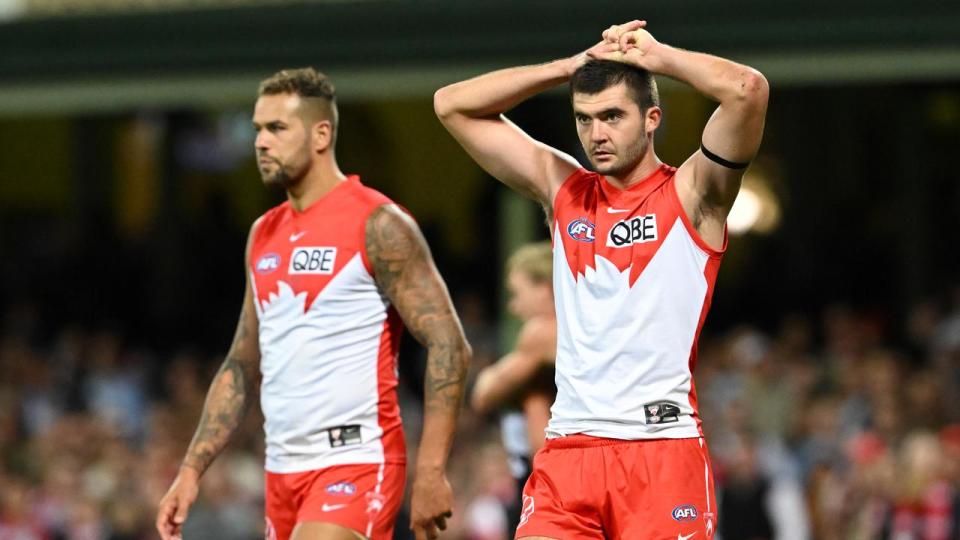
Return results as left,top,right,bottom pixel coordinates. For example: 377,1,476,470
547,164,725,440
249,176,405,473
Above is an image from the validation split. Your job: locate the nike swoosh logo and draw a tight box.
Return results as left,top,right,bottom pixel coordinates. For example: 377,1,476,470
607,207,630,214
289,231,307,242
321,503,348,512
677,533,696,540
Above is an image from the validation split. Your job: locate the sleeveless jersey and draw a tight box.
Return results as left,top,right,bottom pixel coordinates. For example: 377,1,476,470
547,164,725,440
249,176,405,473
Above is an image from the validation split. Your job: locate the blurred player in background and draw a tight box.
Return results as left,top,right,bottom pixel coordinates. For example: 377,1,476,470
471,242,557,530
156,68,471,540
435,19,768,540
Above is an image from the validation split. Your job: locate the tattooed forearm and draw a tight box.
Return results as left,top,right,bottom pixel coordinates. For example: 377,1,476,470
366,204,471,420
181,293,260,475
182,356,255,473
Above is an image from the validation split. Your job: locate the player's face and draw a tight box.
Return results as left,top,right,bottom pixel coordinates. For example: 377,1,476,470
507,270,553,321
252,94,313,187
572,83,656,177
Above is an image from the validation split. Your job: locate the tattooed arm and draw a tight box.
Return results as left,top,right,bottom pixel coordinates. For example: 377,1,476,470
156,222,262,540
366,205,471,540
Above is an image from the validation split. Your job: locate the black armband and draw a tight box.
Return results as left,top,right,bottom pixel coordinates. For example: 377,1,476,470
700,143,749,170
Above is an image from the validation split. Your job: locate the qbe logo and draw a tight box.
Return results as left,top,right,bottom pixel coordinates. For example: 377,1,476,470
607,214,657,248
672,504,698,522
567,217,596,243
289,247,337,275
255,253,281,274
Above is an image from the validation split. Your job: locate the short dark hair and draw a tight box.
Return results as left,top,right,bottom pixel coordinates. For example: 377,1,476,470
258,67,336,101
259,67,338,138
570,59,659,110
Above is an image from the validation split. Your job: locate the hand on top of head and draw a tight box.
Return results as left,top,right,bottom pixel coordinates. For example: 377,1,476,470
601,20,647,45
589,20,659,67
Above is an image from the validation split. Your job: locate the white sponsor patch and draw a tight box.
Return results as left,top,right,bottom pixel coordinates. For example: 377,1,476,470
606,214,658,247
289,247,337,275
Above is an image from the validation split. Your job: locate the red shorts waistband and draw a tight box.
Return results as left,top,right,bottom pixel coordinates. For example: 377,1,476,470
544,434,701,449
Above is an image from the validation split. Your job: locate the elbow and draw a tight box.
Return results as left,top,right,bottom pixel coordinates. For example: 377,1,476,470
471,389,491,415
470,377,493,415
433,86,455,122
736,68,769,108
457,337,473,370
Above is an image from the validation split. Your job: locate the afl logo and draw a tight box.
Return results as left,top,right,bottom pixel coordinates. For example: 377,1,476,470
326,481,356,496
567,218,596,243
672,504,698,522
255,253,281,274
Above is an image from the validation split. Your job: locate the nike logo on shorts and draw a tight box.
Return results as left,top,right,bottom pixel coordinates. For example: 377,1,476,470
321,503,348,512
677,533,696,540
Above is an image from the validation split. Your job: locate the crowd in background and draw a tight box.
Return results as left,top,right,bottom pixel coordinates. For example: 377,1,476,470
1,284,958,539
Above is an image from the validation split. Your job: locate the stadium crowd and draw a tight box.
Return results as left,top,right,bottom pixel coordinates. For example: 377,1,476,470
0,285,958,540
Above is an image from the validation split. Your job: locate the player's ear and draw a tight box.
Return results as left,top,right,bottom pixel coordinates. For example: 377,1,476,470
312,120,334,153
644,106,662,134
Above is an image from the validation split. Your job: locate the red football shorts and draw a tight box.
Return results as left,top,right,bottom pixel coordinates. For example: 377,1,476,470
265,462,405,540
515,435,716,540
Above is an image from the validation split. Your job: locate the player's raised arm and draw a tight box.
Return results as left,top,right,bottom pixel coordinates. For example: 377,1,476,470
593,22,769,246
156,222,262,540
365,204,471,540
432,34,636,206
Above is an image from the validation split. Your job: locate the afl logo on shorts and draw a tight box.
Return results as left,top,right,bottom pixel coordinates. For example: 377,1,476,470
672,504,698,521
326,481,356,496
567,218,596,243
256,253,281,274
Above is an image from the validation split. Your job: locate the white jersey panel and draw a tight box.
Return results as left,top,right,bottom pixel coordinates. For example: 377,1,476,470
257,253,388,472
547,218,709,439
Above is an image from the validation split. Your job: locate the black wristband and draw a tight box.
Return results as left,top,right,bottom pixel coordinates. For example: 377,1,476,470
700,143,749,170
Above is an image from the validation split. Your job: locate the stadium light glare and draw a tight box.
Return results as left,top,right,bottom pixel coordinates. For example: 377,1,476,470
727,167,781,236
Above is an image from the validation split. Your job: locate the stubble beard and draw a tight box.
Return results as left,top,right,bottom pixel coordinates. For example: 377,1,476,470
592,136,648,178
260,160,303,189
264,168,290,187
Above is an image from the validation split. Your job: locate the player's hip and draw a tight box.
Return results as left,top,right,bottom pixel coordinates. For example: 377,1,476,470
517,435,717,539
265,461,405,540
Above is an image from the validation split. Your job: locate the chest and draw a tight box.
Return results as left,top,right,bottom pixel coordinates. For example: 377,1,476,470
250,209,369,306
555,183,679,277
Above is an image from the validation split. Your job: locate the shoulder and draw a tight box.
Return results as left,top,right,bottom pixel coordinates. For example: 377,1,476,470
251,202,289,239
363,204,427,278
365,203,418,239
344,177,395,209
557,167,596,192
245,206,283,263
554,167,598,205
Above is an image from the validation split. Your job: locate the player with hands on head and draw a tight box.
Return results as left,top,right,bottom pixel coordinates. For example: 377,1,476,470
435,19,767,540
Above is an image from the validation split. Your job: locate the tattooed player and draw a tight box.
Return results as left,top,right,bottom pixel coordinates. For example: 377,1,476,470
156,68,471,540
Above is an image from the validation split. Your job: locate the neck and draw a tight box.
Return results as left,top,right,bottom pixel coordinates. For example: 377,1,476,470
604,147,661,190
286,156,347,212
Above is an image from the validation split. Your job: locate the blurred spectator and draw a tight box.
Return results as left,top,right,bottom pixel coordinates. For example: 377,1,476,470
1,282,959,539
